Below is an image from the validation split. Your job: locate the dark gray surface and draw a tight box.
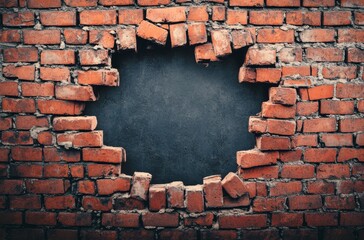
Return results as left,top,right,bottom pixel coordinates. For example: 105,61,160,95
84,45,270,184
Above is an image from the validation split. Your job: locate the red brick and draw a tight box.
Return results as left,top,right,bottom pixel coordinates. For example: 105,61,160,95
142,212,179,227
317,164,350,179
339,29,364,43
116,28,137,51
272,213,303,227
83,146,124,164
303,0,334,6
305,213,338,226
257,136,291,150
2,12,35,26
145,7,186,23
119,230,154,239
303,118,336,133
70,165,84,178
113,194,145,210
159,229,197,240
2,131,32,146
325,196,355,210
0,82,18,96
218,214,267,229
297,102,318,116
23,30,60,45
148,184,166,211
55,85,95,102
307,181,335,194
9,195,41,209
250,11,283,25
47,229,78,240
82,196,112,211
89,30,115,49
307,85,334,100
0,30,21,43
58,212,92,226
0,179,24,194
97,177,131,195
237,149,278,168
130,172,152,201
64,0,97,6
212,6,226,21
53,116,96,131
169,23,187,48
15,116,48,130
118,9,143,25
21,82,54,97
339,118,364,132
341,0,364,7
40,11,76,26
77,69,119,86
238,67,256,83
337,83,364,99
338,148,364,162
25,211,56,225
11,146,42,161
138,0,170,5
281,164,315,179
300,29,335,43
44,164,69,178
44,147,80,162
187,6,208,22
257,29,294,43
3,65,35,81
211,30,232,57
166,181,185,208
324,11,351,26
226,10,247,25
77,180,95,194
261,102,295,119
248,117,267,134
321,133,353,147
266,0,300,6
87,164,120,177
102,213,140,227
221,172,248,199
57,131,103,148
306,48,343,62
99,0,133,5
0,211,23,225
37,99,85,115
279,150,303,162
304,148,336,163
27,0,60,8
245,48,276,65
289,195,322,210
223,195,250,208
79,49,109,65
279,47,303,63
270,181,302,196
185,185,204,213
184,213,214,227
240,165,279,179
253,197,286,212
282,66,310,77
355,11,364,25
64,29,88,44
292,134,318,147
340,212,364,226
188,23,207,45
44,195,75,209
203,175,223,208
358,133,364,146
80,10,117,25
229,0,263,5
41,50,75,65
286,11,321,26
255,68,281,83
323,66,357,79
0,118,12,132
269,87,296,105
231,30,255,49
0,0,18,7
40,67,70,82
3,47,38,63
348,48,364,63
26,179,67,194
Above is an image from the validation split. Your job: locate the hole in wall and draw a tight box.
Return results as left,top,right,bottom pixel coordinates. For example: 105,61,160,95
84,40,270,184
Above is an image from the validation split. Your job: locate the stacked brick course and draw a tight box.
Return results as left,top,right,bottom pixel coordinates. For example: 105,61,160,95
0,0,363,239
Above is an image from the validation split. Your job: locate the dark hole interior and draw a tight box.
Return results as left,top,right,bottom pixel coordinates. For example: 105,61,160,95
84,41,270,184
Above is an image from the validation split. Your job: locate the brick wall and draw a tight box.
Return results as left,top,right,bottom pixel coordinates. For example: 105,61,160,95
0,0,363,239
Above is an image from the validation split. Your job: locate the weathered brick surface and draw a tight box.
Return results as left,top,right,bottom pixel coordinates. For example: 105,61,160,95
0,1,363,237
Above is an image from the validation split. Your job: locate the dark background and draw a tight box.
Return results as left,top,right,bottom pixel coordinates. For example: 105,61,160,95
84,42,270,184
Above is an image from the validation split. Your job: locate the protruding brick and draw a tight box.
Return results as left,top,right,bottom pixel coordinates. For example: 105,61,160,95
203,175,223,208
221,172,248,198
137,20,168,45
188,23,207,45
117,28,137,51
256,68,281,83
245,48,276,66
170,23,187,48
194,43,219,63
185,185,204,213
55,85,96,102
53,116,97,131
130,172,152,201
78,69,119,86
149,184,166,211
211,30,232,57
261,102,296,119
237,149,278,168
167,181,185,208
269,87,296,105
